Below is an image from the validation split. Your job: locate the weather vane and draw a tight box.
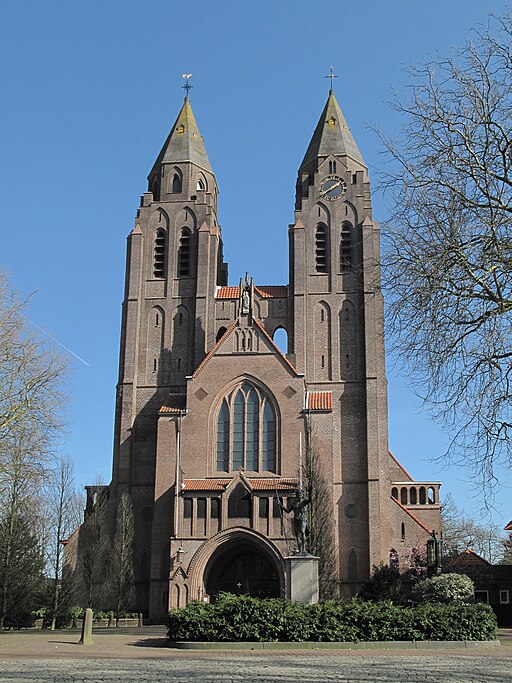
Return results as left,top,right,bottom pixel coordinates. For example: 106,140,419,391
325,66,337,92
182,73,193,97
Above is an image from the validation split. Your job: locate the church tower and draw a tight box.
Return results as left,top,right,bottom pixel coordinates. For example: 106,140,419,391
289,89,394,574
111,95,227,607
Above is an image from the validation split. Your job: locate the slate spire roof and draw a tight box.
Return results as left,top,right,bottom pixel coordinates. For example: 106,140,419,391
150,96,213,176
300,90,365,170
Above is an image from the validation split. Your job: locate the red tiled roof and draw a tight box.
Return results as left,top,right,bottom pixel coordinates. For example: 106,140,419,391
249,478,298,491
505,520,512,531
452,549,490,567
182,478,298,492
183,479,229,491
306,391,332,411
391,496,431,534
159,395,187,414
216,286,239,299
254,286,288,299
215,285,288,300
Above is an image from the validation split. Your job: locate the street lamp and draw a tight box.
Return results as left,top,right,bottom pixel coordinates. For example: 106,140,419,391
426,530,442,576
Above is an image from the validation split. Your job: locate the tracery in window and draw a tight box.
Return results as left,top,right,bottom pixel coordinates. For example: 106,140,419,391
215,382,277,472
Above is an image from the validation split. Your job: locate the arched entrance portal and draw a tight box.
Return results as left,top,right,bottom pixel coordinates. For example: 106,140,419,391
205,540,281,600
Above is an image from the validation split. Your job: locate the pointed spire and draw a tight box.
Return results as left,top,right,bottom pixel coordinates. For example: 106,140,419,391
300,90,365,170
150,97,213,176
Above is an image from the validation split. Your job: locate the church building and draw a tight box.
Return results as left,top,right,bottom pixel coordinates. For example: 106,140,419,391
75,86,442,622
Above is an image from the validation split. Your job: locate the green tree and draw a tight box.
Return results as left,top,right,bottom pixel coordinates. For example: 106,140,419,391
378,12,512,492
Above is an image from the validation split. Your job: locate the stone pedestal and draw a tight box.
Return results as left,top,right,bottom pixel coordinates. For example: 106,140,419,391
284,554,319,604
78,608,94,645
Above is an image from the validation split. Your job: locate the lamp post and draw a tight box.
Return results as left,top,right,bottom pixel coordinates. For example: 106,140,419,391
426,530,442,577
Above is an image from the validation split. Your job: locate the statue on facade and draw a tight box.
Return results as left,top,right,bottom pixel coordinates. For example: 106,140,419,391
280,489,311,555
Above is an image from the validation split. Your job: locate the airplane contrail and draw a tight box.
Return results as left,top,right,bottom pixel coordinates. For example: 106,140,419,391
24,316,91,367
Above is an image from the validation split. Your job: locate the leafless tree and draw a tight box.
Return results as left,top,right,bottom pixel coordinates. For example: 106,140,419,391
501,532,512,564
0,425,47,628
0,273,67,450
302,419,339,599
110,493,135,625
377,12,512,494
76,481,111,610
43,455,82,630
441,494,505,564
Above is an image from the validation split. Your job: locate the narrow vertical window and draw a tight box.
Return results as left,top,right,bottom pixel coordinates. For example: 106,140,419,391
340,222,352,267
172,172,182,193
153,229,166,278
262,401,276,471
348,551,358,580
245,389,259,470
232,389,245,469
178,229,191,277
315,225,328,273
216,402,229,471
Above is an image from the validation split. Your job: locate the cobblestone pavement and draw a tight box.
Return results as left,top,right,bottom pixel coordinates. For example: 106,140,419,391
0,653,511,683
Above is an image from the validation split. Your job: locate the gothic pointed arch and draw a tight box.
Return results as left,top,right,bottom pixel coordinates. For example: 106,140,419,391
171,304,190,381
212,379,278,473
170,166,183,193
146,305,165,382
339,299,357,380
315,223,329,273
314,300,331,380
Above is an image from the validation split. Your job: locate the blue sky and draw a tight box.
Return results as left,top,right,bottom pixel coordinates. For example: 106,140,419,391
1,0,510,528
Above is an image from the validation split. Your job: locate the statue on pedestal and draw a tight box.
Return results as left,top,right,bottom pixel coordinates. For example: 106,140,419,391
280,489,311,555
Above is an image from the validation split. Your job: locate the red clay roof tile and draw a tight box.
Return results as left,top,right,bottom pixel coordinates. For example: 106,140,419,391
306,391,332,411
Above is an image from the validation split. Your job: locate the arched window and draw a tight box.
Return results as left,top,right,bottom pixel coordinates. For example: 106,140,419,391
196,176,206,191
348,550,358,580
140,551,150,580
391,487,398,500
216,326,227,343
215,382,277,472
315,225,328,273
216,401,229,471
172,169,182,193
400,487,408,505
340,222,352,267
419,487,426,505
178,229,191,277
409,487,417,505
153,229,166,278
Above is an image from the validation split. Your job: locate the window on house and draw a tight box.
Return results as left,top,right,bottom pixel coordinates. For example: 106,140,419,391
215,382,277,472
348,550,358,580
340,222,352,267
315,225,328,273
500,590,510,605
178,229,191,277
475,590,489,604
153,229,166,278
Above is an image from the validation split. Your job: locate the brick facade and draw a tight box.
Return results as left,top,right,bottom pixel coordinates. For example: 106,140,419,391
71,91,442,622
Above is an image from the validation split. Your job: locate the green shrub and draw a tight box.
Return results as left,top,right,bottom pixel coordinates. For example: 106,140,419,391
412,574,474,605
358,563,403,604
167,593,497,642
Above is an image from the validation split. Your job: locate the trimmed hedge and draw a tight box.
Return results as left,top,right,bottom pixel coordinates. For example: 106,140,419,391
167,593,497,642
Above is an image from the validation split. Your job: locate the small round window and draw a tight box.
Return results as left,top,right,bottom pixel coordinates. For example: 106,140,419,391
345,504,357,519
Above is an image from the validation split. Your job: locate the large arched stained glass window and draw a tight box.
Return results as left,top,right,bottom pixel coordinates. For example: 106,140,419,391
215,382,277,473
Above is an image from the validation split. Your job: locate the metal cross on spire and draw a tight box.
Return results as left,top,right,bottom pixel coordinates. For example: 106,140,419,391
325,66,338,92
182,73,193,98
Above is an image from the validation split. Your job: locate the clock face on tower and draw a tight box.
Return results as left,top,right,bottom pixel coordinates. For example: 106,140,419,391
319,175,347,201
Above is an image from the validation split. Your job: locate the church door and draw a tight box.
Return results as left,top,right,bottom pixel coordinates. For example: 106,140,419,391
205,541,280,601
